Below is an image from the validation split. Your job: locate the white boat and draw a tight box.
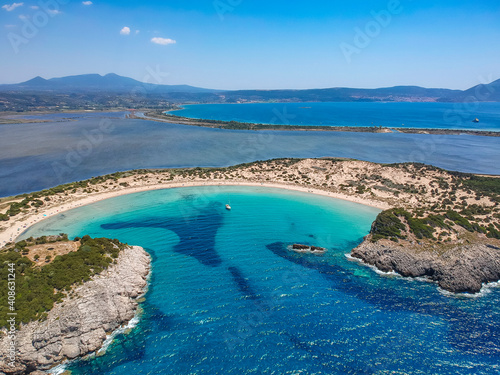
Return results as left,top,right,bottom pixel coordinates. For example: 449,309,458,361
225,204,231,210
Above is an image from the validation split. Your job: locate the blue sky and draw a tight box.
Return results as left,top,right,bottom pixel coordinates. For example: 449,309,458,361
1,0,499,89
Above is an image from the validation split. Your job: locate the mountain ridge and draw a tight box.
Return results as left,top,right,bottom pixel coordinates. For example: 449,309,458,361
0,73,218,94
0,73,499,103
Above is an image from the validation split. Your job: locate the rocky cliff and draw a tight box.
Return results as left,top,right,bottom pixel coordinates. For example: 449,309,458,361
351,239,500,294
0,245,151,375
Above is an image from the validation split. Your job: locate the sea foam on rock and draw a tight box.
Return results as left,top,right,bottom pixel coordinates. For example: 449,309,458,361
351,240,500,294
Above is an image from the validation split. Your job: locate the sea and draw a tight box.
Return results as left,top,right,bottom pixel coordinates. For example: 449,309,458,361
1,104,500,197
171,102,500,131
18,186,500,375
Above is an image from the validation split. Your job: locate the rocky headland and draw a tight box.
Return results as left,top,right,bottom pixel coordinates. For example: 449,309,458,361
352,238,500,294
0,244,151,375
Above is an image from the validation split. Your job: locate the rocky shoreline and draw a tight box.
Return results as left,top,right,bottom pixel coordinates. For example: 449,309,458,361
351,239,500,294
0,245,151,375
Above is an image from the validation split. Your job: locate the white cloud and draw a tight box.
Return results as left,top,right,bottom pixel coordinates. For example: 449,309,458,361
120,26,130,35
151,37,176,45
4,24,16,28
47,9,61,15
2,2,24,11
135,30,140,34
18,13,27,19
82,1,93,5
30,5,38,9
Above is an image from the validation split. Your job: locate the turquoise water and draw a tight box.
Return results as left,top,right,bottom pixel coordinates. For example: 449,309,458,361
20,186,500,374
172,102,500,131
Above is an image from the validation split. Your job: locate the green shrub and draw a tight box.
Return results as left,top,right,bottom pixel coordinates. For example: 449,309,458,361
462,176,500,196
370,208,436,241
445,210,481,232
0,236,127,328
370,209,406,240
486,224,500,239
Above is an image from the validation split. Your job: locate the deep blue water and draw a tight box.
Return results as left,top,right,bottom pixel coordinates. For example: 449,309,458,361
19,187,500,375
172,102,500,131
1,112,500,197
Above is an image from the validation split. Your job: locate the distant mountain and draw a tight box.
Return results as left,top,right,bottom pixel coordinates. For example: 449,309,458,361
220,86,462,103
0,74,499,103
0,73,218,94
456,79,500,102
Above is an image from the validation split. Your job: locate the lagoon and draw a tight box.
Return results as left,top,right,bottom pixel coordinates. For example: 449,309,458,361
1,112,500,197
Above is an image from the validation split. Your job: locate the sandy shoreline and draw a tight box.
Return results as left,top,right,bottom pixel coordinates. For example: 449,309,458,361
0,180,389,246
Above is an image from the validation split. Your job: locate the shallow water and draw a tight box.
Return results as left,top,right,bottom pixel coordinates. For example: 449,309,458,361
20,186,500,375
1,112,500,197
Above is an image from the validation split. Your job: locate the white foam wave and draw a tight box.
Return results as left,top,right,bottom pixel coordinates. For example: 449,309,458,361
47,304,144,373
47,363,67,375
437,287,486,299
346,253,500,298
98,314,140,354
437,280,500,298
344,253,399,277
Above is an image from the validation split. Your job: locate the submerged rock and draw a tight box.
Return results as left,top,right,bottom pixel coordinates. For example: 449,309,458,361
291,244,327,255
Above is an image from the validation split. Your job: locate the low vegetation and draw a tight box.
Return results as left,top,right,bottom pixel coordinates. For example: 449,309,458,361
0,235,128,328
146,111,396,133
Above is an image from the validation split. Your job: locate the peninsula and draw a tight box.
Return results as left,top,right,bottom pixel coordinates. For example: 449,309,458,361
0,235,150,374
1,158,499,295
139,111,500,138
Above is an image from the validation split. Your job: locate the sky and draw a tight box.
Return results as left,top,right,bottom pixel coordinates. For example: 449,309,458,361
1,0,499,90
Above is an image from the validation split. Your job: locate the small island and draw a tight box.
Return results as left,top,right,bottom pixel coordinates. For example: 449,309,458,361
0,235,150,374
0,158,499,297
290,244,327,255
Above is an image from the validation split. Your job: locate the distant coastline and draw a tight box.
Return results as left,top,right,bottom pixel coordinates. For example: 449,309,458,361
2,106,499,137
140,110,500,137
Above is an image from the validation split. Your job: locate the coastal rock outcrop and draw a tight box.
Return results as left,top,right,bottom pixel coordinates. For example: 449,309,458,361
0,245,151,375
290,244,327,255
351,240,500,294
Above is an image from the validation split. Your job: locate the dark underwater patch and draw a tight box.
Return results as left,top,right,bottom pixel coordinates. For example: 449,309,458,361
101,202,224,267
266,242,500,356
